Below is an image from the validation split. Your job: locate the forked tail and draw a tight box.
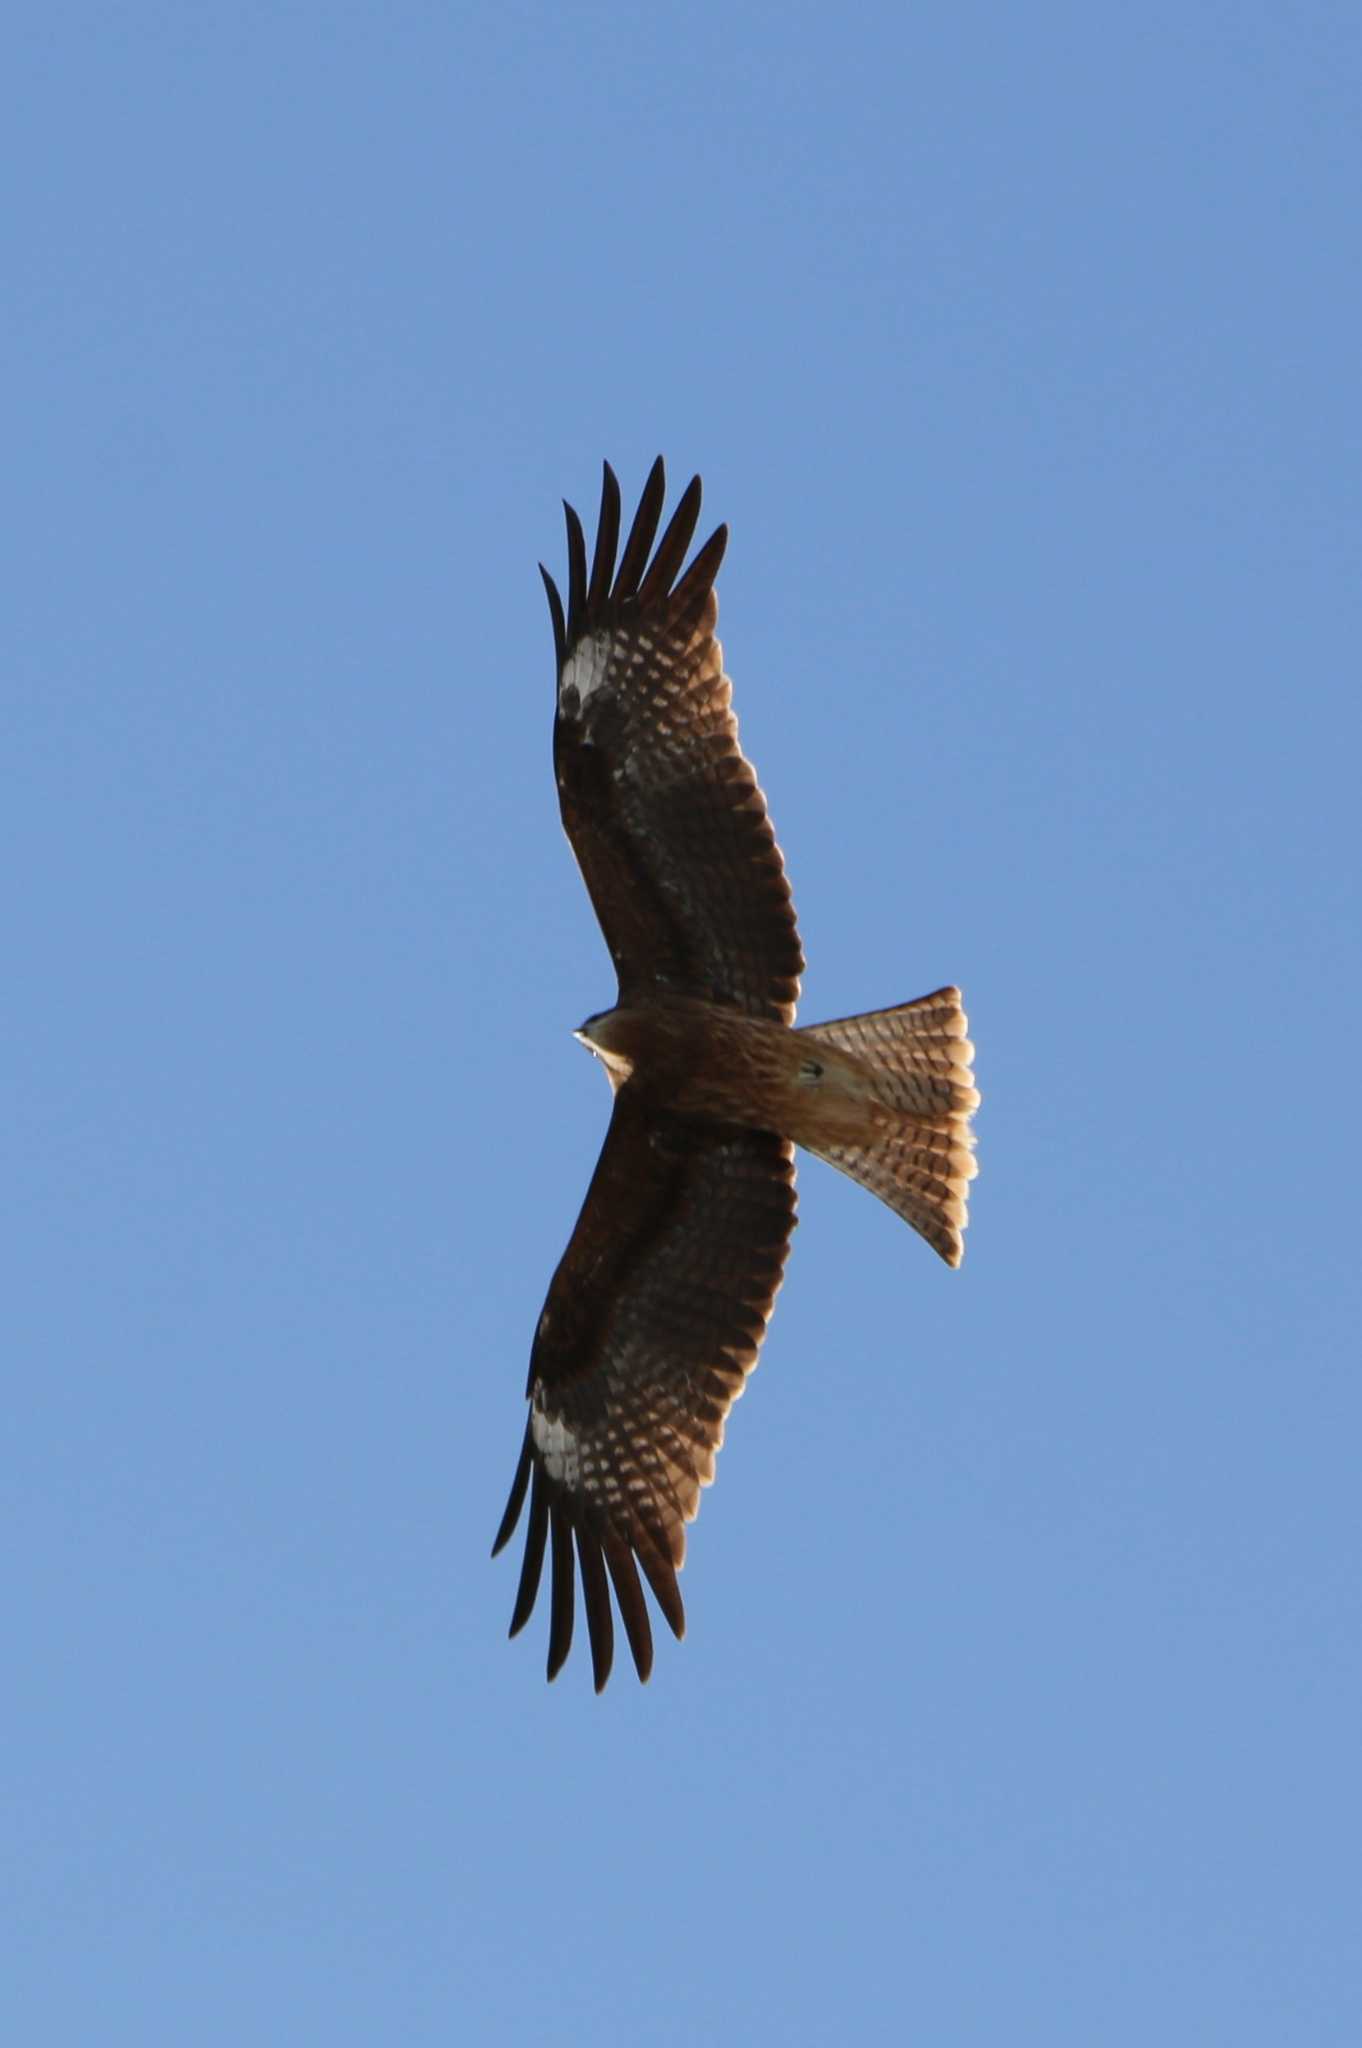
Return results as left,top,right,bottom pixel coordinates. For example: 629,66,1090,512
796,986,979,1266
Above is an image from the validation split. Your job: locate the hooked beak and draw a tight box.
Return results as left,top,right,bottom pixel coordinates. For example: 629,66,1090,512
573,1017,632,1091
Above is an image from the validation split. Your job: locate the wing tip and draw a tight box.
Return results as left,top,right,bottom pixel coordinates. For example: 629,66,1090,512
545,1498,575,1680
563,499,588,639
551,457,727,640
491,1424,533,1557
495,1442,695,1689
539,563,566,670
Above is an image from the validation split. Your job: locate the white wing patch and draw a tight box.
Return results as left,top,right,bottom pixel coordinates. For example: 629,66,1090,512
531,1401,582,1491
560,630,614,713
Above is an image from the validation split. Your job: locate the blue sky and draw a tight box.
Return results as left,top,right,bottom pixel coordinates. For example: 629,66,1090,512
8,4,1360,2042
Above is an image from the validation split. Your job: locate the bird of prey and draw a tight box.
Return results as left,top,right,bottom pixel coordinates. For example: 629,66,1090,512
493,460,978,1690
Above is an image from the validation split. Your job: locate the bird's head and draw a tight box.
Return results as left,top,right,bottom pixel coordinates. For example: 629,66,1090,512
574,1008,636,1092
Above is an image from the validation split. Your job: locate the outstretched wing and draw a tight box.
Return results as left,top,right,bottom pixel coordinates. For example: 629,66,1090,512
493,1096,796,1690
543,459,804,1025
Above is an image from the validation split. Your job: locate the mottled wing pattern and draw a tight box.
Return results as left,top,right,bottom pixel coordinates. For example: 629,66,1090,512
492,1094,796,1689
544,459,804,1024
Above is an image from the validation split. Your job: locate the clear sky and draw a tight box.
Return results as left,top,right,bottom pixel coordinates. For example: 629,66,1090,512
8,5,1360,2043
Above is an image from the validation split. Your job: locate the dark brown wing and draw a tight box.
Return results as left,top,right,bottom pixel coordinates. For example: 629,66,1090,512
542,459,804,1024
492,1093,796,1690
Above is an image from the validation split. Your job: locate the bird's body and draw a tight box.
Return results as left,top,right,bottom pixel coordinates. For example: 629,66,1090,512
581,995,969,1175
580,998,840,1126
494,461,979,1689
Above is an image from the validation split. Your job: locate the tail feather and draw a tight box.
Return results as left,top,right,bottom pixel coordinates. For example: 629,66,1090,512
796,987,979,1266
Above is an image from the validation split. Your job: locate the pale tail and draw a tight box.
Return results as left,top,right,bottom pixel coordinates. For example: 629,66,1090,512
796,986,979,1266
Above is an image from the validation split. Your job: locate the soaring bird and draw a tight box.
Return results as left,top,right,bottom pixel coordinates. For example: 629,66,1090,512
493,460,978,1689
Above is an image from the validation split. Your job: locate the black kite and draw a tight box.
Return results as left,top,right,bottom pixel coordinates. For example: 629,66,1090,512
493,461,978,1689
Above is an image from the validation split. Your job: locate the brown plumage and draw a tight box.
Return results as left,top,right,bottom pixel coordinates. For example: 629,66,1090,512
493,460,979,1690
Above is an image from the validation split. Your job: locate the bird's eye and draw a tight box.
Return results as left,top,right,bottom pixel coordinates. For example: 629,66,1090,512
800,1058,824,1082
